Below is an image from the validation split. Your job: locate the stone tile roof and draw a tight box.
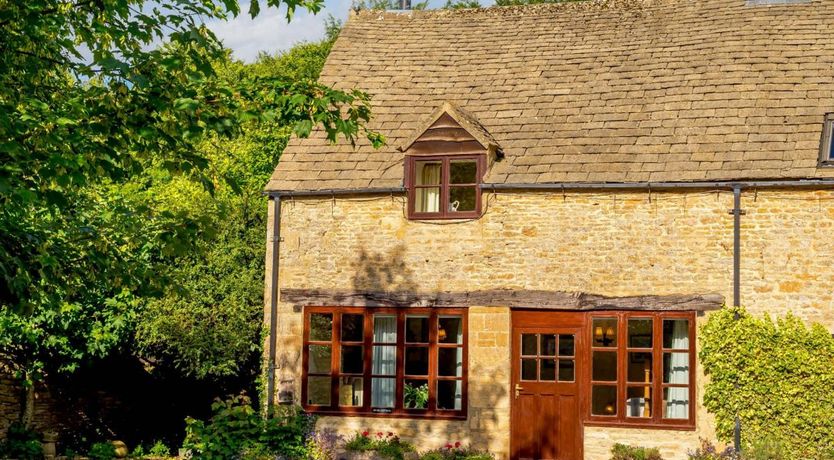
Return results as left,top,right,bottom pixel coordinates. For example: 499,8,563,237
266,0,834,192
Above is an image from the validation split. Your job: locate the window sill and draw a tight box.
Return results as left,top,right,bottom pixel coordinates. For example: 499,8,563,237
818,161,834,168
584,420,696,431
304,407,467,421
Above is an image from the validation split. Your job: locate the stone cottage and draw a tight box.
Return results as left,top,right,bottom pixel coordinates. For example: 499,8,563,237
262,0,834,458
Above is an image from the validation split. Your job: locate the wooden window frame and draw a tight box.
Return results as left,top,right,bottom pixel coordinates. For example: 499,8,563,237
405,154,485,220
302,306,468,419
585,311,696,430
819,113,834,167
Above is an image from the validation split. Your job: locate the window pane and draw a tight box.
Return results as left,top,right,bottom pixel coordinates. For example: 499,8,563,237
371,377,395,408
663,352,690,384
540,359,556,381
341,314,364,342
405,347,429,375
521,334,537,356
829,123,834,160
592,351,617,381
373,315,397,343
558,359,575,382
593,318,617,347
307,376,331,406
626,386,652,418
558,335,574,357
415,187,441,213
372,345,396,375
591,385,617,416
540,335,557,356
438,347,463,377
663,319,690,349
339,377,363,407
663,387,690,419
415,161,442,185
404,379,429,409
450,160,477,184
438,380,463,410
521,359,537,380
439,316,463,344
627,352,653,383
628,318,653,348
308,345,331,373
449,186,476,213
406,316,429,343
341,345,364,374
310,313,332,341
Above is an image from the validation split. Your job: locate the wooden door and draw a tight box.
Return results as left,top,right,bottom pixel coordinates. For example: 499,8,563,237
511,311,585,460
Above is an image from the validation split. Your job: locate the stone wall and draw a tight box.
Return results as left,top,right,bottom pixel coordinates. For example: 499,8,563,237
265,188,834,459
0,375,57,439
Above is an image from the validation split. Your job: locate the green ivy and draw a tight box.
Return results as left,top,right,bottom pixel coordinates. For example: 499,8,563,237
700,307,834,458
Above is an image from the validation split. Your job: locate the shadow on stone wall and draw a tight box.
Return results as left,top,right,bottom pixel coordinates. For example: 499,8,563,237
350,245,417,294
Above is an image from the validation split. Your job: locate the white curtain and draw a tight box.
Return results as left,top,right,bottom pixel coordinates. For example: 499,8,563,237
415,163,441,213
665,320,690,419
372,316,397,408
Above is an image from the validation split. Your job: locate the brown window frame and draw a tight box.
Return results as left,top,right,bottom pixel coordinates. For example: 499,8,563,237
302,306,468,419
405,154,485,220
819,113,834,167
586,311,696,429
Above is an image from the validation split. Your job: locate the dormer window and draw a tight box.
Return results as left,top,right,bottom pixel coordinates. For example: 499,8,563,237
821,113,834,166
408,155,484,219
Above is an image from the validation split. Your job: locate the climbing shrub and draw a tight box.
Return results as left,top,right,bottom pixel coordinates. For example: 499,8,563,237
700,307,834,458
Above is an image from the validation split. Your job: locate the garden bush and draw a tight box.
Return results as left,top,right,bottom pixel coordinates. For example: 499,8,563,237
345,431,416,460
700,307,834,457
88,441,117,460
0,422,42,460
687,439,740,460
419,442,494,460
610,443,663,460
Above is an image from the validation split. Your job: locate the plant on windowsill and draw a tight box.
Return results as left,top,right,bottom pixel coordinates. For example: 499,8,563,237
403,382,429,409
343,431,417,460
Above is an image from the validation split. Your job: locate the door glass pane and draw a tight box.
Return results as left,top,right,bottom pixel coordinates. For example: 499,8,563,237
592,351,617,381
310,313,332,341
591,385,617,416
540,335,557,356
438,347,463,377
339,377,363,407
592,318,617,347
372,345,396,375
405,347,429,375
341,314,364,342
663,352,690,384
307,376,331,406
449,186,476,212
521,334,537,356
626,386,652,418
415,161,442,185
308,345,331,373
663,387,690,419
439,316,463,344
341,345,363,374
558,335,574,356
406,316,429,343
371,377,395,408
415,187,441,213
521,359,537,381
628,318,653,348
437,380,463,410
540,359,556,381
404,379,429,409
373,315,397,343
663,319,690,349
627,352,653,383
558,359,575,382
450,160,477,184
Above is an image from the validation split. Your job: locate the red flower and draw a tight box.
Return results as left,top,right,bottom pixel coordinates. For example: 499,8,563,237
454,442,461,448
362,431,369,437
377,432,383,438
388,432,394,437
445,443,453,449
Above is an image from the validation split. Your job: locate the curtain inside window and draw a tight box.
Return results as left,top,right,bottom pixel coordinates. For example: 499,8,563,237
372,316,397,408
664,320,690,419
415,163,441,213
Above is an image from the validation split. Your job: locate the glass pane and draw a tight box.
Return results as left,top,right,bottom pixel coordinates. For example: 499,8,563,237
341,314,364,342
405,347,429,375
449,186,476,213
372,345,396,375
308,345,331,373
628,318,653,348
591,385,617,416
373,315,397,343
437,380,463,410
521,359,537,380
450,160,477,184
663,387,690,419
307,376,331,406
558,359,575,382
438,347,463,377
829,124,834,160
663,319,690,349
404,379,429,409
415,161,442,185
521,334,537,356
406,316,429,343
310,313,332,341
540,335,557,356
371,377,395,408
415,187,441,213
592,318,617,347
627,352,653,383
341,345,363,374
663,352,690,384
626,386,652,418
540,359,556,381
558,335,574,356
439,316,463,344
592,351,617,381
339,377,363,407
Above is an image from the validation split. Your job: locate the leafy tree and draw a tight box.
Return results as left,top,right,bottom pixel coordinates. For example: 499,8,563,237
352,0,430,11
494,0,582,5
443,0,482,8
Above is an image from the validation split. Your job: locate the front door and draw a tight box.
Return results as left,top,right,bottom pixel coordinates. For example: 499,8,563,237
511,311,585,460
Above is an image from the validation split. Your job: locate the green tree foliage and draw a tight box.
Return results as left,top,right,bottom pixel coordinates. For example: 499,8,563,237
443,0,482,9
353,0,430,11
494,0,582,6
700,307,834,458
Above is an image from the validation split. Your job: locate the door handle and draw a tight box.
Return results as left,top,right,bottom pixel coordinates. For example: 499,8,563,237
515,383,523,398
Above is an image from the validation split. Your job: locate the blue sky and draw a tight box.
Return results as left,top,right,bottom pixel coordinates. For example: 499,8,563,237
206,0,493,62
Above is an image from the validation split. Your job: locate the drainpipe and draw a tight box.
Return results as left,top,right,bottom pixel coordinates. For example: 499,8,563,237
731,186,744,309
266,196,281,416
